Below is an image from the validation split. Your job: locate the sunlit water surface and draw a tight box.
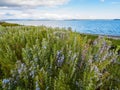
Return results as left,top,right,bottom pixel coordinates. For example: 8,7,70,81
6,20,120,36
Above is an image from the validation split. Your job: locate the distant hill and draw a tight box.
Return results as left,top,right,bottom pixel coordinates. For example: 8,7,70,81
114,19,120,21
1,19,54,21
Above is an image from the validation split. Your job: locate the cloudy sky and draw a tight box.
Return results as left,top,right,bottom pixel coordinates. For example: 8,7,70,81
0,0,120,19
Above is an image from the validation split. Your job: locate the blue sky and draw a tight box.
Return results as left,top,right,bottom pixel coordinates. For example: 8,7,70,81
0,0,120,19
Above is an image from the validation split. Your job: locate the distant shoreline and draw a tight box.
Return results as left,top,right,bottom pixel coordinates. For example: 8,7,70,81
1,19,120,21
1,21,120,39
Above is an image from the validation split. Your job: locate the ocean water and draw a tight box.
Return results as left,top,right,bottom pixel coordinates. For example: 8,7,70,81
6,20,120,36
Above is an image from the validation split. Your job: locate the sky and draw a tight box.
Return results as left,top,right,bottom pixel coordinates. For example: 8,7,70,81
0,0,120,19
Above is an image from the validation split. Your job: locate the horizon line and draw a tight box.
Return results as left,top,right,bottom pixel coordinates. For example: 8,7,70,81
1,18,120,21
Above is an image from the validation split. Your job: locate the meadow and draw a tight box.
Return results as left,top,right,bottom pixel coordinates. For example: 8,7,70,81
0,22,120,90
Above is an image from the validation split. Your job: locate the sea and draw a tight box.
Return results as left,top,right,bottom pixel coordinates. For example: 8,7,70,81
6,20,120,36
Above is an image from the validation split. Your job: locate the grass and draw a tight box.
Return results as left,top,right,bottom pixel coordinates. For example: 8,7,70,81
0,22,120,90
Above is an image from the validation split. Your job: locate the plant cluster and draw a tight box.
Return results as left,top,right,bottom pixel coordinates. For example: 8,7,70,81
0,26,120,90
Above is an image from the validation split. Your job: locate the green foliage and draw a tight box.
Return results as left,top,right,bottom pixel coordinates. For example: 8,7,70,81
0,22,21,27
108,38,120,46
0,25,5,31
0,26,120,90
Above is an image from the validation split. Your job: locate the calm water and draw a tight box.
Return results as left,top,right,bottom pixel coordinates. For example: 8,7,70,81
6,20,120,36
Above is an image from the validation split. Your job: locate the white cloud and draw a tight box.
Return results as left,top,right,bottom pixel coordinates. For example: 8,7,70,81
0,10,70,20
0,0,71,20
0,0,70,7
1,8,120,20
0,9,76,20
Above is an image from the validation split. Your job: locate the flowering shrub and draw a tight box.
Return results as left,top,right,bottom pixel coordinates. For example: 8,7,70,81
0,26,120,90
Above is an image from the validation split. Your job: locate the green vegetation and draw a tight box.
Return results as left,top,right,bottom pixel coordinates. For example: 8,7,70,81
0,23,120,90
108,38,120,46
0,22,21,27
0,25,5,31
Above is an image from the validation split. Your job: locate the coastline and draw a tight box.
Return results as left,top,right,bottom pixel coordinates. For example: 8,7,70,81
0,21,120,40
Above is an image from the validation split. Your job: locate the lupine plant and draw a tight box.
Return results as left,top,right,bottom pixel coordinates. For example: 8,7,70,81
0,25,120,90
